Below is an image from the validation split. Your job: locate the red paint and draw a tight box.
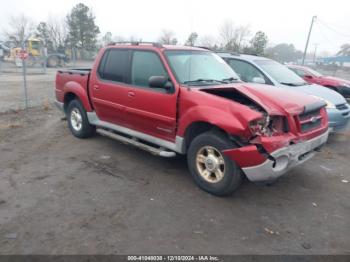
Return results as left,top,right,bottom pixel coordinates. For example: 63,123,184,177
55,45,329,169
223,145,267,168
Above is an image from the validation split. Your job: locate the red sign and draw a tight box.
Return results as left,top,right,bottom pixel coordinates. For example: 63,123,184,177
18,49,28,60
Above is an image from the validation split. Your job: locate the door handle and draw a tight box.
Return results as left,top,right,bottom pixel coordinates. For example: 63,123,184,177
128,91,135,97
93,84,100,90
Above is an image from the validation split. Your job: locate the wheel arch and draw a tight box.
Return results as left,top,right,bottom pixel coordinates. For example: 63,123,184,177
63,92,77,113
63,82,93,113
183,121,236,150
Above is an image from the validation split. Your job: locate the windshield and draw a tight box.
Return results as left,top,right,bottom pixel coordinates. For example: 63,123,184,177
306,67,323,77
165,50,239,85
255,60,307,86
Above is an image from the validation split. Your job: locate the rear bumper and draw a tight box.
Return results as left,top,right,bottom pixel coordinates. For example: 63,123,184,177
240,130,329,182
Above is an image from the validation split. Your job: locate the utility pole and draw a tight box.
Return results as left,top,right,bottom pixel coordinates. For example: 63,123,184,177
313,43,318,63
21,42,28,109
302,16,317,65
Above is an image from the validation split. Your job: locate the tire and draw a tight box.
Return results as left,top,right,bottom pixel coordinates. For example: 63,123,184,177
66,99,95,138
187,130,243,196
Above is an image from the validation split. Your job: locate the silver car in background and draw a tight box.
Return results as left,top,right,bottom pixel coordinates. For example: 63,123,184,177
218,53,350,132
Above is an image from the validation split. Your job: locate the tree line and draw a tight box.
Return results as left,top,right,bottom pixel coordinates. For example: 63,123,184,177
4,2,347,62
3,3,100,52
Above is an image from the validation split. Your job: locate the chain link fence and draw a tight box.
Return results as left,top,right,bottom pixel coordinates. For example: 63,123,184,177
0,47,96,113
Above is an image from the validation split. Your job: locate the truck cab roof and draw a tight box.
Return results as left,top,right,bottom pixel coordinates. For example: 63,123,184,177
106,42,208,52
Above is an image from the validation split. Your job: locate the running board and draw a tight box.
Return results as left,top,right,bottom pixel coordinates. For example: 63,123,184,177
96,128,177,158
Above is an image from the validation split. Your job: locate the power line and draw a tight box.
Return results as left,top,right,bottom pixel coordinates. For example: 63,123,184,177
317,19,350,38
319,20,350,32
315,22,341,48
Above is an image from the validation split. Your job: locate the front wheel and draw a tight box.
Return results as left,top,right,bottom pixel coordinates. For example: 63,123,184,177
67,99,95,138
187,131,243,196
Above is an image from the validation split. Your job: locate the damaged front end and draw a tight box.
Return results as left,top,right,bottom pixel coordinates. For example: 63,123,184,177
225,129,329,182
202,87,329,182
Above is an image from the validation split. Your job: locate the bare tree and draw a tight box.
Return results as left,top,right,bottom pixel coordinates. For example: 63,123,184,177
199,35,217,49
101,32,113,46
46,17,67,49
219,19,250,51
129,35,142,42
219,19,237,50
158,29,177,45
235,25,251,51
5,14,34,47
113,35,126,42
185,32,198,46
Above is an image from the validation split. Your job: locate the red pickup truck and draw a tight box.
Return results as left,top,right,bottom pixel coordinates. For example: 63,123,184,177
55,42,329,196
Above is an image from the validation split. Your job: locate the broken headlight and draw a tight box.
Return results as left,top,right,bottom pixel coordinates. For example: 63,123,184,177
249,115,288,137
249,116,270,136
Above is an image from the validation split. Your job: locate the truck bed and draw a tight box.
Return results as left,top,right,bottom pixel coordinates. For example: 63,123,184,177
55,68,91,104
57,68,91,75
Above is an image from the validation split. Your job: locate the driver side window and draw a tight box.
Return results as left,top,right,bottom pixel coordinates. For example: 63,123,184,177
131,51,168,88
228,59,265,83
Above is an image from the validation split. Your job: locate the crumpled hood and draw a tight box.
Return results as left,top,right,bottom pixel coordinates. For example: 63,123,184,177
280,83,347,105
203,83,324,115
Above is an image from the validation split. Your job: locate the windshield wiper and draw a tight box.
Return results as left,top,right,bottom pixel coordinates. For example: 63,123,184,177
183,79,227,85
222,77,239,83
280,82,305,86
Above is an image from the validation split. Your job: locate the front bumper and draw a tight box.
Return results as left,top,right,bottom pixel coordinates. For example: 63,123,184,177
241,129,329,182
327,106,350,132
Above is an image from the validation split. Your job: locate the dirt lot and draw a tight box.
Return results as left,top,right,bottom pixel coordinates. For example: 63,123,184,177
0,61,92,113
0,106,349,255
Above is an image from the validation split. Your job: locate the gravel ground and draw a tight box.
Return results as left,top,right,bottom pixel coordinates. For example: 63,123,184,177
0,106,349,255
0,61,92,112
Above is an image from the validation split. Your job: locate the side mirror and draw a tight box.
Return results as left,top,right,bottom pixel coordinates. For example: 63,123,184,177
252,77,266,84
304,74,313,79
149,76,173,90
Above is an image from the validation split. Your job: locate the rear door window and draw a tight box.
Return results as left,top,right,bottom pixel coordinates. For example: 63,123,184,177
98,49,130,83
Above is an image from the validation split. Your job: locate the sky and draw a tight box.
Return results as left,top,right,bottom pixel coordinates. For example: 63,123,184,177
1,0,350,55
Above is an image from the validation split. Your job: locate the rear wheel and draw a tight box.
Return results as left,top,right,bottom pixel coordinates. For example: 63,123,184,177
67,99,95,138
187,130,243,196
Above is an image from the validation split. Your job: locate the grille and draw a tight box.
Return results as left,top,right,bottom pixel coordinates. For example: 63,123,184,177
298,109,322,133
336,103,348,111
